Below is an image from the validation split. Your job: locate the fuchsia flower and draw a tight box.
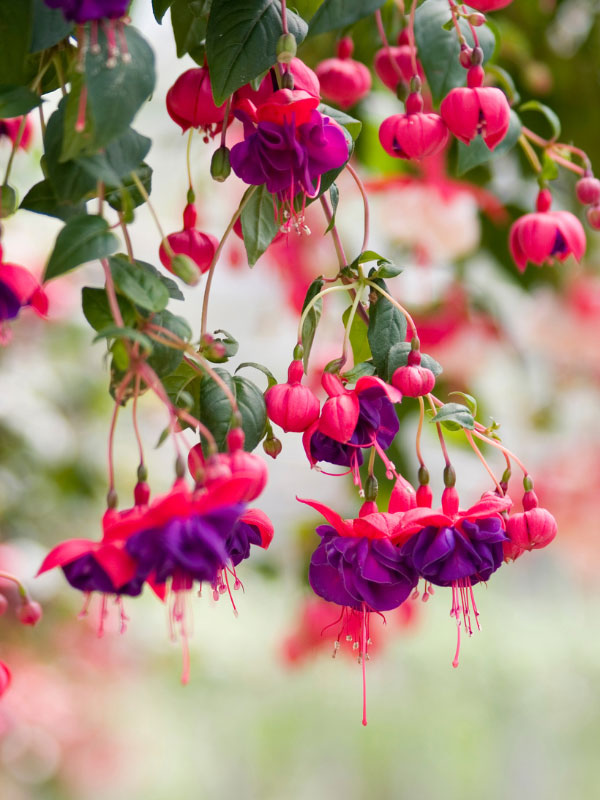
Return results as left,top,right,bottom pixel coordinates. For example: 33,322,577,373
391,349,436,396
467,0,513,10
315,37,372,109
0,251,49,343
373,31,423,91
265,359,320,432
440,66,510,150
379,92,449,160
43,0,129,22
302,373,401,485
159,203,218,284
509,188,586,272
503,489,557,561
395,488,511,666
0,116,33,150
229,89,349,231
166,67,230,138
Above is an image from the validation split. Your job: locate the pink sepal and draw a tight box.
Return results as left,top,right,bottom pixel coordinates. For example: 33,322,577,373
353,511,401,540
297,497,354,537
318,391,360,442
240,508,274,549
389,475,417,512
37,539,98,575
256,90,319,127
355,374,402,404
94,544,138,589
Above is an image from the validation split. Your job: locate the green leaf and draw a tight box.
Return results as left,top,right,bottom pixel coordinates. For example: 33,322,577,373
130,259,184,301
371,261,403,279
146,310,192,378
233,375,268,451
171,0,210,63
342,361,376,383
318,104,362,141
301,277,324,373
109,254,170,312
342,305,371,365
540,152,559,182
456,110,521,176
0,1,33,86
414,0,495,104
20,179,86,221
199,369,267,453
44,214,119,281
206,0,308,106
485,64,520,105
85,25,155,149
384,342,443,381
44,104,97,204
240,185,279,266
0,86,41,118
81,286,136,332
163,362,202,416
350,250,388,270
448,391,477,417
105,163,153,214
308,0,385,36
235,361,277,388
367,279,407,376
93,325,153,353
325,183,339,233
30,0,72,52
519,100,561,141
430,402,474,431
152,0,175,23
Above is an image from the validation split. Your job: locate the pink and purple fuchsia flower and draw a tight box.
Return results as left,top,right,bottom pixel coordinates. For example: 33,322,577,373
43,0,130,23
230,89,349,233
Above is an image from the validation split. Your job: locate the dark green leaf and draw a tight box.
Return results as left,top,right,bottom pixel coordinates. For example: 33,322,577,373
81,286,136,332
485,64,520,105
131,259,184,301
44,104,98,204
235,361,277,388
519,100,561,141
206,0,308,106
240,185,279,266
367,279,407,376
85,25,155,149
540,152,559,182
109,254,170,312
163,361,202,417
0,1,33,85
0,86,41,118
371,261,403,279
301,277,324,372
30,0,72,52
350,250,388,269
342,361,376,383
430,402,474,431
93,326,153,353
198,368,267,453
146,310,192,378
414,0,495,104
448,391,477,416
318,104,362,141
152,0,174,23
342,305,371,365
233,375,268,451
308,0,385,36
105,163,153,213
456,110,521,176
20,179,86,221
171,0,210,63
325,183,339,233
44,214,119,280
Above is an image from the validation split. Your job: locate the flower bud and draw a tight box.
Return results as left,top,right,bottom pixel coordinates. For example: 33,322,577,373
188,443,205,482
471,47,484,67
159,229,218,278
277,33,297,64
391,363,435,397
468,13,486,25
504,506,557,560
169,254,202,286
210,146,231,182
576,175,600,206
18,599,42,626
265,361,320,433
459,45,473,69
586,205,600,230
263,434,282,459
0,185,17,219
315,41,372,109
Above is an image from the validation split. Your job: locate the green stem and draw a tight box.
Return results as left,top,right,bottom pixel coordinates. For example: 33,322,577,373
297,283,357,343
130,170,175,259
340,284,363,370
364,279,418,339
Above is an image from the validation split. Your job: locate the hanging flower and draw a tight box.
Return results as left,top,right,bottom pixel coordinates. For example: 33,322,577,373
229,89,349,232
234,58,320,107
159,203,218,284
509,188,586,272
503,489,557,561
440,66,510,150
373,31,423,92
315,37,372,109
265,359,320,432
0,254,49,344
0,116,33,150
379,92,448,160
43,0,130,22
302,373,401,485
166,66,231,138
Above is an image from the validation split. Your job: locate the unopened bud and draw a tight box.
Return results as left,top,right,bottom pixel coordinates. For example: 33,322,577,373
471,46,484,66
522,474,534,492
468,12,486,26
210,145,231,182
586,205,600,230
276,33,297,64
459,44,473,69
227,427,245,452
396,80,410,102
170,254,202,286
18,600,42,626
0,185,17,219
409,75,422,94
576,174,600,206
263,435,282,459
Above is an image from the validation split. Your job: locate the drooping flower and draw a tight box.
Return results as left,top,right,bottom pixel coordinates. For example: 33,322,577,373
379,92,449,160
299,497,418,725
373,32,423,92
265,359,320,432
302,373,401,485
166,67,230,138
440,66,510,150
159,203,218,283
509,188,586,272
395,489,511,666
503,489,557,561
0,255,49,343
315,37,372,109
234,58,320,107
43,0,129,22
0,116,33,150
229,89,349,232
391,348,436,397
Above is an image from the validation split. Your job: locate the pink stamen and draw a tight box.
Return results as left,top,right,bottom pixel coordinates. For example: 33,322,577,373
90,21,100,54
223,569,238,617
98,594,108,637
116,21,132,63
78,592,92,619
102,20,118,68
75,85,88,133
361,603,368,726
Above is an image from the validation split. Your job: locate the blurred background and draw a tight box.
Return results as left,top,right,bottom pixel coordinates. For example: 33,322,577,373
1,0,600,798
